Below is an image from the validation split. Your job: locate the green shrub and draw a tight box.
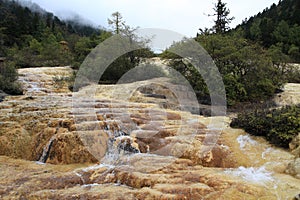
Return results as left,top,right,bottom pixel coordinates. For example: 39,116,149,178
231,105,300,148
163,35,285,106
0,61,23,95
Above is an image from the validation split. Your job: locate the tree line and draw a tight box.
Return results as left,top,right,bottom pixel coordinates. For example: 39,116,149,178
236,0,300,62
0,0,108,94
0,0,108,68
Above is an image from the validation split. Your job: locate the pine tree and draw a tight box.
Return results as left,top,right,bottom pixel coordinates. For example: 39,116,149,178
211,0,234,34
108,12,125,34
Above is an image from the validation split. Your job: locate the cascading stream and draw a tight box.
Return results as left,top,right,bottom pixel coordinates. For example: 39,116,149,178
38,134,56,163
100,119,140,166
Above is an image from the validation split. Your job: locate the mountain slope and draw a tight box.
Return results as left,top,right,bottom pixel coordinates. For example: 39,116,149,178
235,0,300,62
0,0,99,47
0,0,108,67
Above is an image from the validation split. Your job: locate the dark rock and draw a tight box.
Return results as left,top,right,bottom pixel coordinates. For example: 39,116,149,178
117,142,140,153
0,90,7,102
22,96,35,100
144,93,166,99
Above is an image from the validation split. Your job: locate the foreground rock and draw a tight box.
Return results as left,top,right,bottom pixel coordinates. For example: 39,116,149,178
1,156,300,199
0,67,300,199
0,90,7,102
0,67,96,164
0,67,227,166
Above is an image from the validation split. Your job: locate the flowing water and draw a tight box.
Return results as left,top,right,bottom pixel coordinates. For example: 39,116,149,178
38,134,56,163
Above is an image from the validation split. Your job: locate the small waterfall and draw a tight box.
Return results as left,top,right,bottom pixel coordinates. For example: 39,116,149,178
101,121,140,165
237,134,258,150
225,166,275,186
38,135,56,163
224,166,280,197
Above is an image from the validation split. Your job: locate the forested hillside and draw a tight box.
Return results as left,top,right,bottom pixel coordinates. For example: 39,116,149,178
0,0,112,95
236,0,300,62
0,0,107,67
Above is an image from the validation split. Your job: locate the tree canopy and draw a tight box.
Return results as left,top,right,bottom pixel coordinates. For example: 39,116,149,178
235,0,300,62
0,0,103,67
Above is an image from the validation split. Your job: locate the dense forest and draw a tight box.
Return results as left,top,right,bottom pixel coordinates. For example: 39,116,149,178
0,0,109,67
0,0,111,94
236,0,300,62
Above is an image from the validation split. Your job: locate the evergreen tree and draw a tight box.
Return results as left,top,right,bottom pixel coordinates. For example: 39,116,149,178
211,0,234,33
0,61,22,95
108,12,124,35
98,12,153,83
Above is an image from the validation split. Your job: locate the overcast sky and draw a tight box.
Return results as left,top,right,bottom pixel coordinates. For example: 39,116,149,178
29,0,278,37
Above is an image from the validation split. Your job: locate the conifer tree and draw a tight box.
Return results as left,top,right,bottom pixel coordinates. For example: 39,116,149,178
108,12,125,35
211,0,234,33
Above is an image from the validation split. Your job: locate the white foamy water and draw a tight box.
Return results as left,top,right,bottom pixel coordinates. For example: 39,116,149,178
207,125,223,131
27,82,42,93
225,166,274,185
261,147,273,159
237,135,258,150
81,183,101,188
34,161,46,165
81,164,114,172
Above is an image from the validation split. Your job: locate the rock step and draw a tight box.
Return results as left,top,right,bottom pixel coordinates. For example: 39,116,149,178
73,121,114,131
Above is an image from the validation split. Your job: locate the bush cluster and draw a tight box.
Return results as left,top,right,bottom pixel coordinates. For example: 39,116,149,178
230,104,300,148
0,61,23,95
